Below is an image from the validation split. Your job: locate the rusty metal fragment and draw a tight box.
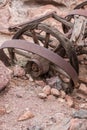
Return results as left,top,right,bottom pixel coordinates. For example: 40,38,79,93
68,9,87,18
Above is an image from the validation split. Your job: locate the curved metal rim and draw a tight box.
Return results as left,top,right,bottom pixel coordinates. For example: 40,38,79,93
67,9,87,18
0,39,78,85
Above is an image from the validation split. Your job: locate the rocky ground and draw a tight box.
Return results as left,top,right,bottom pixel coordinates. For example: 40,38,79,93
0,0,87,130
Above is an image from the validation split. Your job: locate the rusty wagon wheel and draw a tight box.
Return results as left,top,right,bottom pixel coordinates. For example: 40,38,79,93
4,20,79,93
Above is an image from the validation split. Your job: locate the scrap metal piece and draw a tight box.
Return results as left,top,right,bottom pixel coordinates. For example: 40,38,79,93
74,1,87,9
25,55,49,77
0,49,10,66
0,39,78,85
68,9,87,18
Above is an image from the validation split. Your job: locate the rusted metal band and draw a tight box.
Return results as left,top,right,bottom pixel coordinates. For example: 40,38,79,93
68,9,87,18
9,11,56,32
0,40,78,85
74,1,87,9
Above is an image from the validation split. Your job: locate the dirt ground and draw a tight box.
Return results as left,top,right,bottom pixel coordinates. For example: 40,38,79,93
0,0,87,130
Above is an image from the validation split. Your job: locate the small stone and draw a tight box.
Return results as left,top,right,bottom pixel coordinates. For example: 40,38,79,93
79,83,87,94
16,94,23,98
65,95,74,107
5,104,12,114
42,85,51,95
29,76,34,82
69,119,87,130
60,90,66,99
80,103,87,109
60,75,70,83
73,109,87,119
79,76,87,84
26,74,34,82
18,111,34,121
35,80,46,87
47,95,56,100
38,93,47,99
58,98,65,103
0,107,6,115
84,60,87,65
13,65,25,77
46,76,62,90
75,83,80,88
51,88,60,97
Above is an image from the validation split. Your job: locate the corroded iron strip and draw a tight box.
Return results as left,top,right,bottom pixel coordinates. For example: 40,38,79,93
0,49,10,66
9,12,72,33
68,9,87,18
9,11,55,32
0,40,78,85
74,1,87,9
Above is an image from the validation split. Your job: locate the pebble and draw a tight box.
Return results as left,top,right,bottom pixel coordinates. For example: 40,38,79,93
47,95,56,101
80,103,87,109
57,98,65,103
73,109,87,119
60,75,70,83
0,107,6,115
65,95,74,107
60,90,66,99
26,74,34,82
79,83,87,94
18,110,34,121
13,65,25,77
51,88,60,97
69,118,87,130
35,80,46,87
46,76,62,90
38,93,47,99
42,85,51,95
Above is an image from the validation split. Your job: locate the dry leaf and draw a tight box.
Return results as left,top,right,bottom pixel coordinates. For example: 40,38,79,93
18,111,34,121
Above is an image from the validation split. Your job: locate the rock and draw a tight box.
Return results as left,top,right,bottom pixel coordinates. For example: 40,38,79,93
0,107,6,116
5,104,12,114
60,90,66,99
51,88,60,97
42,85,51,95
60,75,70,83
79,83,87,94
0,61,12,91
46,76,62,90
84,60,87,65
79,103,87,109
18,111,34,121
13,65,25,77
47,95,56,100
38,93,47,99
65,95,74,107
57,98,65,103
35,80,46,87
69,118,87,130
79,66,87,84
73,109,87,119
